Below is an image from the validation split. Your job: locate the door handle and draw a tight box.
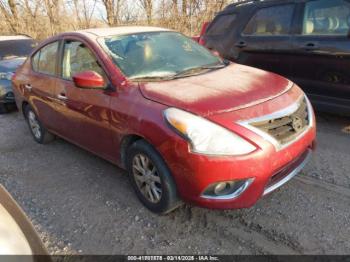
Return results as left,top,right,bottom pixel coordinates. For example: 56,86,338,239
24,84,32,91
235,41,247,48
303,42,319,51
57,94,68,101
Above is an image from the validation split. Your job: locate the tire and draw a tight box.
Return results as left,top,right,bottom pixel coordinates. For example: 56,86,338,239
126,140,182,214
24,105,55,144
0,103,8,114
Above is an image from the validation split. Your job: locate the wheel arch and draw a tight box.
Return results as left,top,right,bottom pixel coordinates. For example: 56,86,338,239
119,134,144,169
21,101,29,118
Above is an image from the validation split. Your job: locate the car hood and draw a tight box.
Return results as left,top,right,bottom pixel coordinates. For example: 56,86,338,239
139,63,293,116
0,57,26,72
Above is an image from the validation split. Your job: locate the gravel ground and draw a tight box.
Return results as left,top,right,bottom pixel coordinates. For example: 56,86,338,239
0,110,349,255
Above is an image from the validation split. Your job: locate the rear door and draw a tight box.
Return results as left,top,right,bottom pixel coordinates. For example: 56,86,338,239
26,41,60,130
291,0,350,109
234,3,297,78
53,39,116,161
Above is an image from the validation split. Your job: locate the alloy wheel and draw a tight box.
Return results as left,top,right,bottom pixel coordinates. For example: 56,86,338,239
28,111,41,139
132,154,162,204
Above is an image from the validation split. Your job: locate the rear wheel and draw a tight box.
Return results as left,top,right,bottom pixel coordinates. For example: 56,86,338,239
126,140,182,214
24,105,55,144
0,103,8,114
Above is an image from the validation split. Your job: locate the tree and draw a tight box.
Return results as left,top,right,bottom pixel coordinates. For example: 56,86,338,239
43,0,62,35
71,0,97,29
172,0,178,17
138,0,152,25
101,0,123,26
0,0,19,33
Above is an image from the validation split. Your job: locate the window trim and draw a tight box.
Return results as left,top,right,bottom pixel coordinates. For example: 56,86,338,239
58,37,111,89
241,3,297,37
30,40,61,78
298,0,350,37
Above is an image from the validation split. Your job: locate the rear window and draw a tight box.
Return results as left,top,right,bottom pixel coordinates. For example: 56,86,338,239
0,39,36,60
206,14,237,36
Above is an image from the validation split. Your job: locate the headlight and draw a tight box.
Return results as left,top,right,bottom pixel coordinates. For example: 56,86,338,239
0,72,14,81
164,108,256,156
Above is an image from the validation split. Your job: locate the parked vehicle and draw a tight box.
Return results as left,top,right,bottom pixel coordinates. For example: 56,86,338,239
0,36,36,113
13,27,316,214
0,185,48,256
199,0,350,115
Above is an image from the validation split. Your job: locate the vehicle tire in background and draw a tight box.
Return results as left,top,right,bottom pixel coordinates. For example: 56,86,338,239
126,140,182,215
24,105,55,144
0,103,8,114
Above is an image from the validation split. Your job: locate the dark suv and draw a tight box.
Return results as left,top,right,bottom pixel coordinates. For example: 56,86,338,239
201,0,350,114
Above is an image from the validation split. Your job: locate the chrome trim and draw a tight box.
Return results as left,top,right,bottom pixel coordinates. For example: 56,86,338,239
57,94,68,101
201,178,254,200
238,95,314,151
263,149,312,196
24,84,32,91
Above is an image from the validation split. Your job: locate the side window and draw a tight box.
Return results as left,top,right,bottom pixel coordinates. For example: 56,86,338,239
33,42,59,75
302,0,350,36
62,41,105,80
206,14,237,36
243,5,295,36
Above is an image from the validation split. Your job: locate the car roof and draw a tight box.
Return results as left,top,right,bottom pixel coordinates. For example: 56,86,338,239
77,26,173,37
0,35,32,41
223,0,305,13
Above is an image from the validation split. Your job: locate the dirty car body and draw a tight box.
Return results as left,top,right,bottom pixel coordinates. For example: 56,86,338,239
12,27,316,213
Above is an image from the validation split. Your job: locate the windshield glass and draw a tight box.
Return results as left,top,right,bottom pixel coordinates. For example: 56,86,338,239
0,39,36,60
99,31,222,79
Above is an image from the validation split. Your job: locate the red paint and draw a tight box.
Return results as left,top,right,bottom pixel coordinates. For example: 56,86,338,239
73,70,105,89
12,29,316,209
140,64,293,117
193,22,210,45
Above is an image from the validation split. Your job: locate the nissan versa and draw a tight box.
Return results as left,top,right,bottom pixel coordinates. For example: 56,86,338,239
12,27,316,214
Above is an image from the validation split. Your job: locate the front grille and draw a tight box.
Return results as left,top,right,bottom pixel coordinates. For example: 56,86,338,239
251,98,309,145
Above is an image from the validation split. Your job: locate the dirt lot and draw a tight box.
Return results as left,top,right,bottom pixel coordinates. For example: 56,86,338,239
0,110,349,255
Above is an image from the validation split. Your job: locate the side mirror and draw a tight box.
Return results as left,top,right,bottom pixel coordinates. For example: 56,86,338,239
72,70,106,89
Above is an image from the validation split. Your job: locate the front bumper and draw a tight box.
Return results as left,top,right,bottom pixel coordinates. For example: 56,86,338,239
263,148,312,196
0,80,15,104
158,116,316,210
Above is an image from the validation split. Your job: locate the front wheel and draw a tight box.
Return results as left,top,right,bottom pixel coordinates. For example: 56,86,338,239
126,140,182,214
24,105,55,144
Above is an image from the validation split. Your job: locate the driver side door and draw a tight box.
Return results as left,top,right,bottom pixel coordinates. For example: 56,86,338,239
53,39,116,161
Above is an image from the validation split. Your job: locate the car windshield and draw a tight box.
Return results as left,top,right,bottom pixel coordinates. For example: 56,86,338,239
0,39,36,60
99,31,222,80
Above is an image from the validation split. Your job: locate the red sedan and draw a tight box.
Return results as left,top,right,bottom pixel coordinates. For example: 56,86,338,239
12,27,316,214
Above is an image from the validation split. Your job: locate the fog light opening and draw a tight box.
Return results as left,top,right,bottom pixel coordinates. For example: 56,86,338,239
214,182,234,196
202,179,254,200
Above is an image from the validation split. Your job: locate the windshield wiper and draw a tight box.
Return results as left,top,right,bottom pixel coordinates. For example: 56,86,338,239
130,75,174,82
171,62,228,79
130,62,229,82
